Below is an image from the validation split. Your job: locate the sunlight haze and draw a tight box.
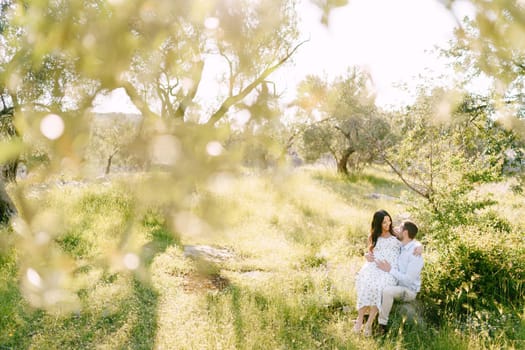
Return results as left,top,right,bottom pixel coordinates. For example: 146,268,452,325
92,0,474,113
284,0,474,108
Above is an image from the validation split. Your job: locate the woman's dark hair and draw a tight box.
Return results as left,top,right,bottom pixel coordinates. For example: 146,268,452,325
368,209,393,252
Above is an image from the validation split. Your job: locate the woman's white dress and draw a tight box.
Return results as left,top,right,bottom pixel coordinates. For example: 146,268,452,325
355,236,401,310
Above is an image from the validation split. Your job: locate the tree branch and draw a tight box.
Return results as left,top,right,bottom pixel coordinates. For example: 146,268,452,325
334,124,351,140
218,48,236,97
206,39,309,126
286,115,336,149
174,59,204,120
513,60,525,73
382,155,430,200
1,94,6,111
156,74,175,118
121,81,158,118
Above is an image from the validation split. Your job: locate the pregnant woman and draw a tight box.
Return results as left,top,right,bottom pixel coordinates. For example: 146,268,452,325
354,209,401,336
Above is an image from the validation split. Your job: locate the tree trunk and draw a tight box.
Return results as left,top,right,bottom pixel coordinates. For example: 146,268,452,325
1,106,19,183
105,149,119,175
1,161,18,182
0,180,16,225
336,148,354,174
105,154,114,175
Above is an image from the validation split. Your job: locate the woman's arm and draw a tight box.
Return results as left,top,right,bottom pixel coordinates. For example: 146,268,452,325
364,251,375,262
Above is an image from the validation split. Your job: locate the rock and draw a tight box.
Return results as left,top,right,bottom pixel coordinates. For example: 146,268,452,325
397,300,425,326
183,245,234,263
367,193,398,201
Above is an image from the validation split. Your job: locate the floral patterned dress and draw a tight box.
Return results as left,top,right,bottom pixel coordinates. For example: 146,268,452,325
355,235,401,310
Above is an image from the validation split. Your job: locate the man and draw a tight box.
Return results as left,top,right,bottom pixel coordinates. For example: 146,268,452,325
371,220,424,334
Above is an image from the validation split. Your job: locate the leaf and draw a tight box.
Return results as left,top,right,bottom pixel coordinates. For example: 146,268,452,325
0,140,24,163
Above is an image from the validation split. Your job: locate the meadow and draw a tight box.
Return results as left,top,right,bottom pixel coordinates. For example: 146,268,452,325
0,165,523,349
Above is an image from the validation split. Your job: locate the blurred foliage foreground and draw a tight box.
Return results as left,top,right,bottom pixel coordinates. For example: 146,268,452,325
0,168,524,349
0,0,525,349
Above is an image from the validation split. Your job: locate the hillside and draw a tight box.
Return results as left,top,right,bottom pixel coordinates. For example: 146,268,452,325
1,166,523,349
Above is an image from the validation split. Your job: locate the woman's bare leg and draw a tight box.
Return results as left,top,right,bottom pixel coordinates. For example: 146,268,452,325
353,307,367,333
364,306,378,336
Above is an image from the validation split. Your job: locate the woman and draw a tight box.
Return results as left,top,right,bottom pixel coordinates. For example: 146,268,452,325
354,209,401,336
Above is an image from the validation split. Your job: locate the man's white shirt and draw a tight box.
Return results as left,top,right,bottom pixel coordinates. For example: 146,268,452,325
389,240,424,293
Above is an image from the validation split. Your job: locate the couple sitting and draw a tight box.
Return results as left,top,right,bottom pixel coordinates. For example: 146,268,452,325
353,209,424,336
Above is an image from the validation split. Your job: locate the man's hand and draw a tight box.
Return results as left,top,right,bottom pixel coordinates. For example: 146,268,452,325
365,252,375,262
376,259,391,272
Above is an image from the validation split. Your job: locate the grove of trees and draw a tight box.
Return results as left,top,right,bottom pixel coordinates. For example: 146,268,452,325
0,0,524,342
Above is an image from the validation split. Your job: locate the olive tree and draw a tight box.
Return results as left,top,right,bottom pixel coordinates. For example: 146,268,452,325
292,68,392,174
0,0,307,311
383,86,520,229
85,114,142,175
443,1,525,196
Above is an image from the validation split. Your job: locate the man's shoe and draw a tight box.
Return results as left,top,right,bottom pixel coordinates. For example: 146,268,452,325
377,324,388,335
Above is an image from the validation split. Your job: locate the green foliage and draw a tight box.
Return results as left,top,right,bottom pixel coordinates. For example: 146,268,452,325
0,0,302,302
300,252,328,269
76,187,134,221
0,183,175,349
386,88,514,231
0,239,21,345
293,69,392,173
421,226,524,328
55,231,91,257
444,3,525,144
1,168,524,349
84,114,142,174
1,0,522,348
477,210,513,234
228,124,287,169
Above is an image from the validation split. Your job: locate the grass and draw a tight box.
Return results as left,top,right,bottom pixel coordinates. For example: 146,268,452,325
0,165,524,349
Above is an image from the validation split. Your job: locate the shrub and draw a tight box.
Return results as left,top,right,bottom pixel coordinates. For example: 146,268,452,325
421,225,525,328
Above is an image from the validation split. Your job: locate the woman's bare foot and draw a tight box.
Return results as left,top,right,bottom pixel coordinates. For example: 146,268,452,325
353,320,362,334
363,324,372,337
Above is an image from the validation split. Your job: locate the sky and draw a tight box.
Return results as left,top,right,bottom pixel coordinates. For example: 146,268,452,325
279,0,474,108
92,0,474,114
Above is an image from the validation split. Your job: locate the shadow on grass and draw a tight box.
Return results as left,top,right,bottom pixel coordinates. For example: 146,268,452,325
140,227,180,266
126,279,159,350
127,216,178,349
0,279,45,350
344,172,397,189
207,283,358,350
203,272,520,350
311,169,405,209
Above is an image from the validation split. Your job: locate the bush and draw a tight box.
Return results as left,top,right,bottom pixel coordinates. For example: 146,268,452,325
421,225,525,328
